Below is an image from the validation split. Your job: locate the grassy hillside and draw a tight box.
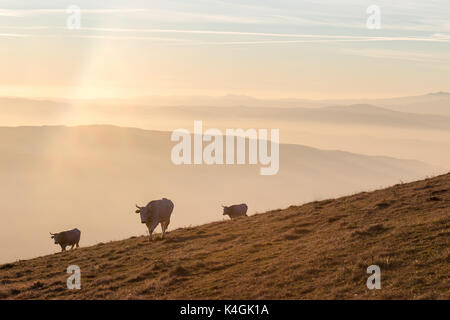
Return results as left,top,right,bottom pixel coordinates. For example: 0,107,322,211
1,125,439,264
0,173,448,300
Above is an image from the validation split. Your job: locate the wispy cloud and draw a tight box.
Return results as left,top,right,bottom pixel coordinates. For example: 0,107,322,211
0,8,265,24
432,33,450,40
2,26,449,44
2,2,450,33
0,8,147,16
88,28,450,43
341,48,450,64
0,32,29,37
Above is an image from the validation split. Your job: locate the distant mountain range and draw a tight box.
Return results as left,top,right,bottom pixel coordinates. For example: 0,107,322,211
1,91,450,115
127,92,450,116
1,93,450,129
1,94,449,169
144,104,450,130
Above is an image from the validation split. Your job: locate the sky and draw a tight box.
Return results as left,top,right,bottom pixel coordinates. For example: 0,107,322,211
0,0,449,99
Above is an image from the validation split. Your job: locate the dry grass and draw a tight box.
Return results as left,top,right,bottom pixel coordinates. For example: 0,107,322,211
0,173,449,300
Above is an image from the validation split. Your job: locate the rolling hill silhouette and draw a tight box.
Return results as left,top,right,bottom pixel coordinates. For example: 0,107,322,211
2,96,448,168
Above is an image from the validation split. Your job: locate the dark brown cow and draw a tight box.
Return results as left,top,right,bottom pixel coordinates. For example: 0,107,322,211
50,228,81,252
222,204,248,219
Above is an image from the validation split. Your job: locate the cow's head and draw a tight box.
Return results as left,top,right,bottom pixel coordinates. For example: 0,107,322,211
50,232,60,244
136,204,150,224
222,205,229,216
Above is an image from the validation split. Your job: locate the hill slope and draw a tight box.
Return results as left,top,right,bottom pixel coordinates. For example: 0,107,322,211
0,173,449,300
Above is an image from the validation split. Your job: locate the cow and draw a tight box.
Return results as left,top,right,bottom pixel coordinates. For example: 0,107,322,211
222,203,248,220
49,228,81,252
135,198,174,241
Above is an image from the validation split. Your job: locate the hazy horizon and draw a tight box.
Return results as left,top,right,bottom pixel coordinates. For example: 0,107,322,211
1,91,450,104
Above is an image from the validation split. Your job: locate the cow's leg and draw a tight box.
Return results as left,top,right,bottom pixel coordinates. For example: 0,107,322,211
76,241,80,248
161,220,170,239
148,220,159,241
160,222,165,239
71,244,75,250
61,245,66,252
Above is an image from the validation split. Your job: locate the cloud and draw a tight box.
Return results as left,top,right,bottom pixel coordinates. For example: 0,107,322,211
2,2,450,34
0,9,23,16
340,48,450,64
432,33,450,39
2,26,450,44
0,8,265,24
0,8,147,17
0,32,29,37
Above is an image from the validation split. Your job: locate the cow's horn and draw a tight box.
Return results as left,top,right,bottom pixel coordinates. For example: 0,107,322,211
136,204,140,209
49,232,54,236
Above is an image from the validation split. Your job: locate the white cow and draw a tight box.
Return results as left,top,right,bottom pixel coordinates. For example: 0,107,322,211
135,198,174,241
